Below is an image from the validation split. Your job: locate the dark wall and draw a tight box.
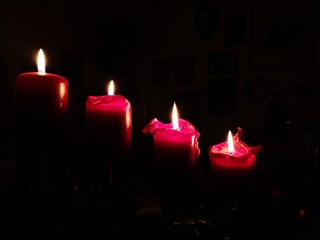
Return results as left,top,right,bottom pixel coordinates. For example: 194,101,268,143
0,0,319,145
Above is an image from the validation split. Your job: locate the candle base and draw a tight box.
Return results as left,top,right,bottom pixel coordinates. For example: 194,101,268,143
145,160,206,196
85,138,130,195
14,128,69,195
210,165,256,188
147,177,204,196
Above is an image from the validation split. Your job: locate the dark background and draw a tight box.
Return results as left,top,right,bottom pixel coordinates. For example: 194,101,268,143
0,0,319,213
0,0,320,239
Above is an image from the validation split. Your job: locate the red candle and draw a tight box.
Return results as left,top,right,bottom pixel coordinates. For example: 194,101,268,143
142,102,201,194
86,80,132,191
15,49,69,189
15,49,68,126
209,127,262,185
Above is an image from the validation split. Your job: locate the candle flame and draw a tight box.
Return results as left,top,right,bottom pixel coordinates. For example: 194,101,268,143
227,130,235,154
172,102,179,130
37,49,45,75
108,80,115,95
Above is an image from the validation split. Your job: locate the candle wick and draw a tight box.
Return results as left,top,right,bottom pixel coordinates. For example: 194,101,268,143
229,151,234,155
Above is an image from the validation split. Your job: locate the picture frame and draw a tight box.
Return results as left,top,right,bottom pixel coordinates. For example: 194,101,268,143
224,15,247,47
240,77,277,103
175,56,194,84
150,60,171,89
208,78,237,115
249,0,315,69
208,52,236,74
284,75,320,102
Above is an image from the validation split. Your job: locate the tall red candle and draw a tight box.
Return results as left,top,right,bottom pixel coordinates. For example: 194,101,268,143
142,103,201,194
86,80,132,191
15,49,69,190
209,127,262,185
15,50,68,122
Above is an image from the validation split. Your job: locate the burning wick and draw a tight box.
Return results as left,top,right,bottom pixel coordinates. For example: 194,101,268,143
228,130,234,155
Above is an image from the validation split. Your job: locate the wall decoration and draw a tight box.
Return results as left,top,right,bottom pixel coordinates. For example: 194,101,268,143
195,1,220,40
208,52,236,74
284,75,320,102
240,77,277,103
249,0,315,68
208,78,237,115
175,56,194,84
224,15,247,47
150,60,171,89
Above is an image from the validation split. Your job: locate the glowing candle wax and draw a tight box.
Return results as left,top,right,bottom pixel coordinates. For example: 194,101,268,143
142,102,201,194
209,127,262,185
15,49,68,127
15,49,69,188
86,80,132,191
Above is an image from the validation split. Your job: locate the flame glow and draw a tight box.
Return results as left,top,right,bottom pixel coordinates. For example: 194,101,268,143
59,83,66,108
108,80,115,95
37,49,45,75
60,83,66,99
126,106,131,129
227,130,235,154
172,102,179,130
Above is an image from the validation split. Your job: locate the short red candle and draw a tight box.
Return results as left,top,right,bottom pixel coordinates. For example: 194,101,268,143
15,49,69,187
142,103,201,194
209,127,262,185
86,80,132,191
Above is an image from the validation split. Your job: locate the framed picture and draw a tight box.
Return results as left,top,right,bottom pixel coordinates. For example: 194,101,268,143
60,51,83,89
249,0,315,69
240,77,277,103
150,60,171,89
208,52,236,74
284,75,320,102
175,56,194,84
208,78,237,115
224,15,247,47
195,2,220,40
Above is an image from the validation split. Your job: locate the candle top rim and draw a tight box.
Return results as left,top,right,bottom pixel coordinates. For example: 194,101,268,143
209,127,262,157
142,117,200,137
16,72,68,84
86,95,130,106
18,72,66,77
